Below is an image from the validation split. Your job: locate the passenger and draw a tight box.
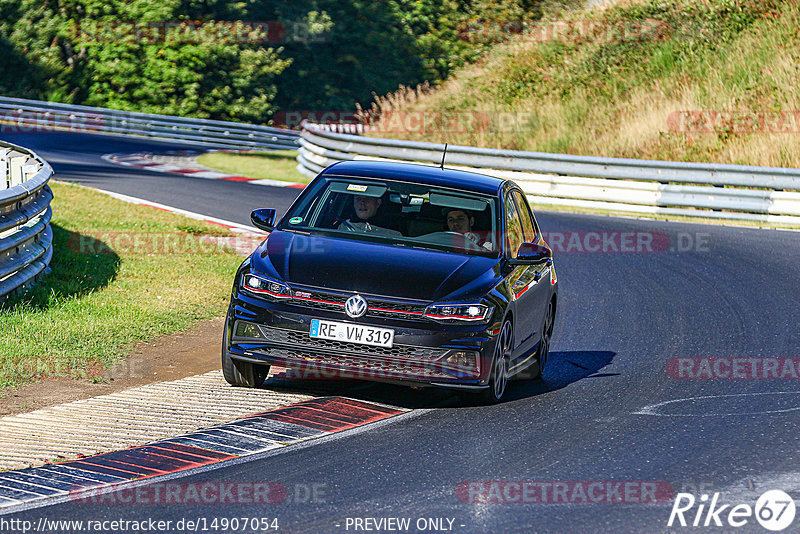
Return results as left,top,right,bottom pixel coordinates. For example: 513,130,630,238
339,195,401,236
445,208,492,250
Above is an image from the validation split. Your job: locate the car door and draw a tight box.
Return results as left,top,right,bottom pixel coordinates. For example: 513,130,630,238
503,189,534,365
505,188,551,367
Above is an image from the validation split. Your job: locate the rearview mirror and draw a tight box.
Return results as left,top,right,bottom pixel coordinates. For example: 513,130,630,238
251,208,277,232
510,242,552,265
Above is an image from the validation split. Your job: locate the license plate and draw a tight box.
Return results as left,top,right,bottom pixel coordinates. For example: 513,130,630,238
309,319,394,348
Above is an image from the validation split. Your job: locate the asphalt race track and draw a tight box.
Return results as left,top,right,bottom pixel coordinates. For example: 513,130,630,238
0,131,301,226
3,131,800,532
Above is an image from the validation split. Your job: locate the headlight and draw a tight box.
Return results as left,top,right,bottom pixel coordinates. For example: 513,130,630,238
241,273,291,300
424,303,493,323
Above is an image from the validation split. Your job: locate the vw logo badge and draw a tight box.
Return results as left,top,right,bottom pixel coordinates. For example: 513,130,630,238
345,294,368,318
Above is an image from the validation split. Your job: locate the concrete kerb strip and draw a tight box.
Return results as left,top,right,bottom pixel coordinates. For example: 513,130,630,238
0,384,408,512
0,370,313,471
101,151,306,189
0,404,422,516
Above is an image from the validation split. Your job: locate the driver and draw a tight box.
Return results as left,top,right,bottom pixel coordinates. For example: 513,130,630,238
445,209,492,250
338,195,400,236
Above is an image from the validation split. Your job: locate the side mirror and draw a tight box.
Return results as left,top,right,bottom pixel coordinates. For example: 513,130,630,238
510,242,552,265
251,208,277,232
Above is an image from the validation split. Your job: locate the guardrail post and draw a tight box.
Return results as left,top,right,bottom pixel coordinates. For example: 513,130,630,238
0,149,8,190
9,155,25,187
22,163,40,181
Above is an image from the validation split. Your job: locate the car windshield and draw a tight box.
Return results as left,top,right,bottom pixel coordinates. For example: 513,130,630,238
277,176,500,256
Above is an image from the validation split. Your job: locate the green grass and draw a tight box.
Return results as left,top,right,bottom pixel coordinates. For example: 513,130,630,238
197,150,311,184
0,182,246,392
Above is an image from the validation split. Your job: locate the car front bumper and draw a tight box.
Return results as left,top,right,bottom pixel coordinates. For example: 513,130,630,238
225,291,501,389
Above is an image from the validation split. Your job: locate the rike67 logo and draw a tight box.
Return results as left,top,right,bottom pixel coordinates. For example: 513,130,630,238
668,490,796,531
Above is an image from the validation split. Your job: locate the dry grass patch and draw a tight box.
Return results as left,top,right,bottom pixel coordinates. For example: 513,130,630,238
366,0,800,168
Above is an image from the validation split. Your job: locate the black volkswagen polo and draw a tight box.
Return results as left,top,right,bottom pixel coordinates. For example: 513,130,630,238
223,160,557,403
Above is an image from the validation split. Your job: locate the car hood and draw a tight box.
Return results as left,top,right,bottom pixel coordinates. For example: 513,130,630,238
251,230,501,301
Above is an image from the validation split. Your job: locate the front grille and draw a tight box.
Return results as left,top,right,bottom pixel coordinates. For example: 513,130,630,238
256,325,448,361
255,347,459,380
368,301,426,319
292,292,347,312
291,290,428,320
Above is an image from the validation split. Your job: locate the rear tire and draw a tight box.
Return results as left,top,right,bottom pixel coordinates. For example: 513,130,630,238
530,301,555,380
221,320,270,388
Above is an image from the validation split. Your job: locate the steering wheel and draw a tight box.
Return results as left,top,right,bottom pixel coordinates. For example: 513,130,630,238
444,231,484,251
337,219,358,232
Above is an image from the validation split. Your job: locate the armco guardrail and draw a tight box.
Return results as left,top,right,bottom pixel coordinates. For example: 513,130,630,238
0,96,299,151
0,141,54,300
297,123,800,224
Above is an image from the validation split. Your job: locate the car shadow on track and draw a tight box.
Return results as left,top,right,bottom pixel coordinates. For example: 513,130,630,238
262,350,617,410
263,369,459,409
504,350,617,402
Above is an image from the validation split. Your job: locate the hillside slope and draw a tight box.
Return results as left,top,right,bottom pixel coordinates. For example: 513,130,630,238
370,0,800,168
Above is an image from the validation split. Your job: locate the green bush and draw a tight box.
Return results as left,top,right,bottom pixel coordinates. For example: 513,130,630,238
0,0,544,122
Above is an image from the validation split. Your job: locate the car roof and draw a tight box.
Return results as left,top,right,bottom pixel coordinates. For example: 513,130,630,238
319,160,506,196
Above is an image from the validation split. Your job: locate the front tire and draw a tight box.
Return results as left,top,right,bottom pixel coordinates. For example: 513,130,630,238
222,320,270,388
473,320,512,405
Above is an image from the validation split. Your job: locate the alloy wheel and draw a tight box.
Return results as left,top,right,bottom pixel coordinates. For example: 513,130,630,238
491,320,513,402
538,302,554,376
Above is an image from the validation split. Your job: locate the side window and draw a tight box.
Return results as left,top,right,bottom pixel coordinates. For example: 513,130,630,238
503,192,524,258
512,190,536,242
